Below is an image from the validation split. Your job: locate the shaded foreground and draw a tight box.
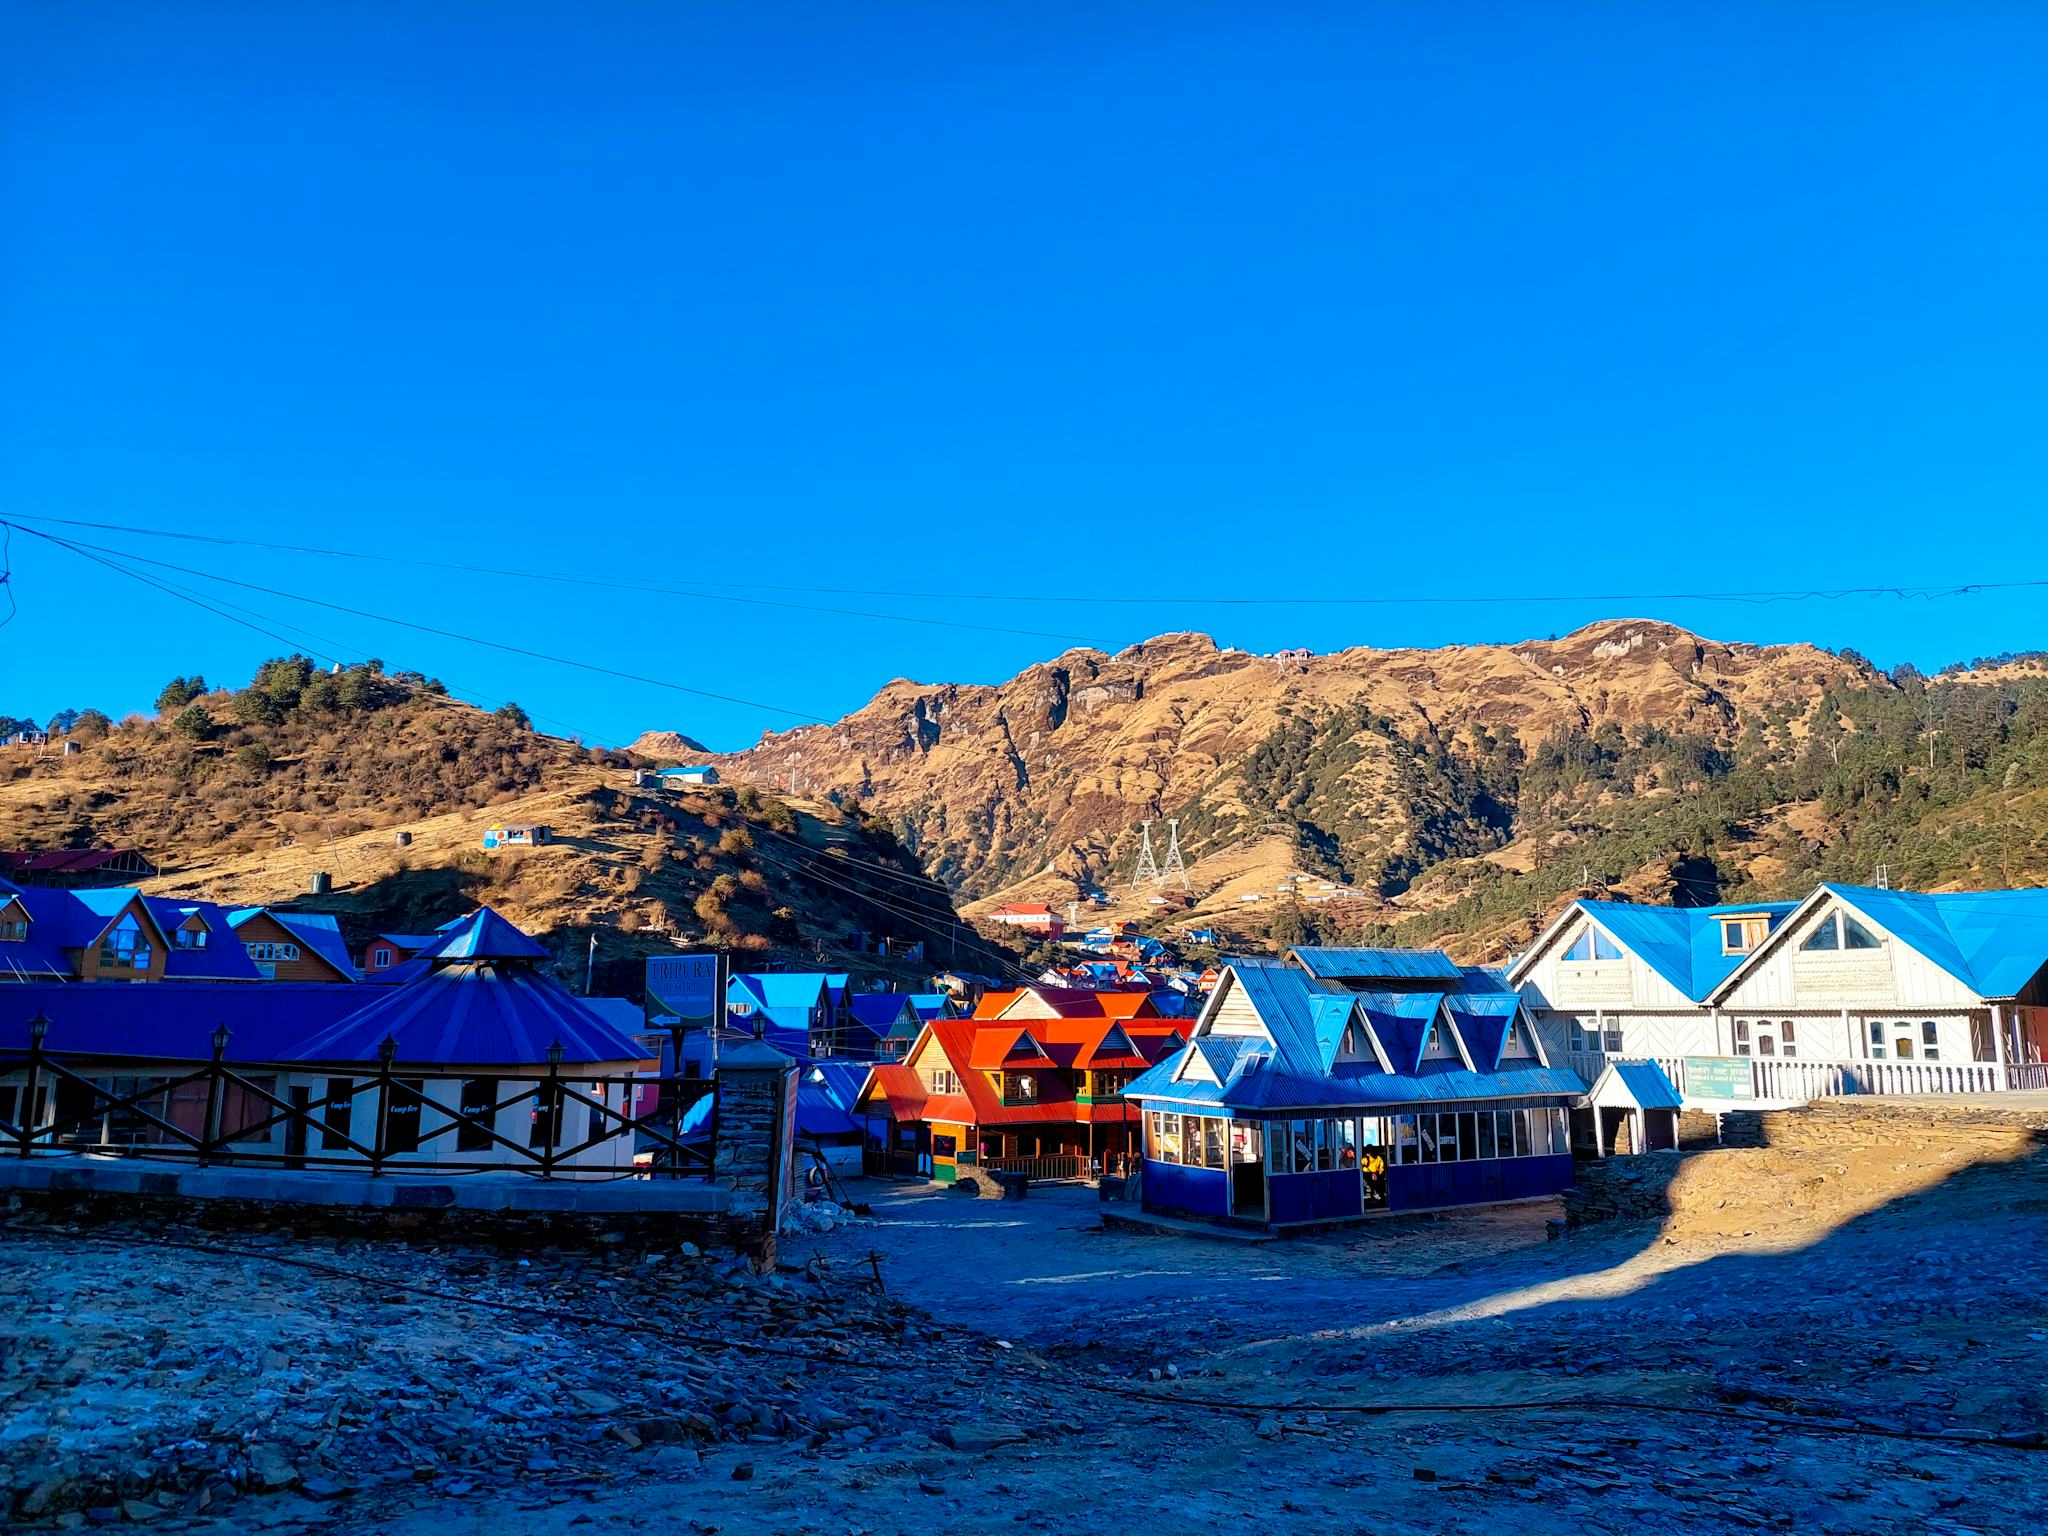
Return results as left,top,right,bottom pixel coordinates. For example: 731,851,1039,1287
7,1120,2048,1534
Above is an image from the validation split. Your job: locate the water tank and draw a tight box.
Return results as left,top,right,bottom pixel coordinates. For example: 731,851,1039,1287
310,871,333,895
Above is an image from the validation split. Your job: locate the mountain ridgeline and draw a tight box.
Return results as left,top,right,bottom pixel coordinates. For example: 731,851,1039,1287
670,621,2048,958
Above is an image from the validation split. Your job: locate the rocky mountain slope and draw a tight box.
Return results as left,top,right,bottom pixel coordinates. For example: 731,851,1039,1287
1,660,993,992
662,621,2048,960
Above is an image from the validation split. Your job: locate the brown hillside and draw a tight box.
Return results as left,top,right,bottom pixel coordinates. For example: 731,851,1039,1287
693,619,1875,913
1,668,990,993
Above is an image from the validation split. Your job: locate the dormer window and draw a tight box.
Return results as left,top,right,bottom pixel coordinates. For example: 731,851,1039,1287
99,913,151,970
1563,928,1624,962
1799,912,1882,952
176,919,209,949
1720,917,1770,955
0,901,26,942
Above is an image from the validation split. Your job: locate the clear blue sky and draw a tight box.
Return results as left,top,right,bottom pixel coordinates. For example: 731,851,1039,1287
5,3,2045,749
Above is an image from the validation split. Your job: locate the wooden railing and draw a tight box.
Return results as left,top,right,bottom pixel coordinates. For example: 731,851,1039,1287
978,1154,1086,1182
1563,1049,2024,1103
0,1036,716,1179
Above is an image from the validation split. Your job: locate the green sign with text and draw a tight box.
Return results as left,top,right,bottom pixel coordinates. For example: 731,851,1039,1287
1684,1056,1756,1101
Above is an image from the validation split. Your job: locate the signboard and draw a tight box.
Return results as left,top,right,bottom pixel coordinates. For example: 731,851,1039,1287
645,952,724,1033
1683,1056,1756,1101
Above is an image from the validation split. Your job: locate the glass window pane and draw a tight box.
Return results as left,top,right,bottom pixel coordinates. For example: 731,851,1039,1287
1290,1120,1314,1174
1334,1118,1357,1168
1394,1115,1417,1166
1418,1116,1439,1164
1801,916,1841,951
1476,1111,1496,1159
1844,916,1882,950
1512,1110,1530,1158
1203,1118,1225,1170
1459,1112,1479,1161
1592,931,1624,961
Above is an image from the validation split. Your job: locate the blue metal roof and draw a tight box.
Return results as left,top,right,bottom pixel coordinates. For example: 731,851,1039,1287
1607,1059,1683,1110
287,960,649,1066
846,993,918,1039
1815,884,2048,1000
0,983,371,1062
1573,900,1798,1001
409,909,549,963
1289,946,1464,982
1127,963,1583,1115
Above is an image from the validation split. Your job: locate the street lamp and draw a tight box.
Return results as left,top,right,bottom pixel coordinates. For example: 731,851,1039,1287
546,1039,564,1070
211,1023,231,1060
377,1035,398,1068
27,1013,49,1048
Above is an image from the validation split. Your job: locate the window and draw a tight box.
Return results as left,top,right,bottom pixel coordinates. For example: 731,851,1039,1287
1005,1072,1039,1104
99,914,151,970
1393,1114,1418,1166
1802,912,1883,953
1921,1021,1941,1061
1332,1118,1358,1168
924,1066,959,1096
1722,920,1752,954
0,918,25,942
1511,1110,1530,1158
1756,1028,1776,1057
175,925,207,949
1418,1116,1440,1164
246,941,301,963
1459,1112,1479,1162
372,947,393,968
1800,916,1841,952
1435,1113,1460,1163
386,1079,425,1155
458,1078,497,1152
321,1079,354,1151
1844,916,1881,951
1781,1020,1797,1059
1868,1020,1887,1060
1603,1025,1624,1053
1733,1019,1752,1057
1476,1111,1496,1159
1200,1117,1226,1170
1563,929,1624,962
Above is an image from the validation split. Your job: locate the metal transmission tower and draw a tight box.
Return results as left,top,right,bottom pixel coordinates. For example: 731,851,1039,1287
1129,821,1161,889
1160,817,1192,893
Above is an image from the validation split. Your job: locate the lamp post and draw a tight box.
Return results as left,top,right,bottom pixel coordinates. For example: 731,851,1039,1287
19,1014,49,1158
371,1035,398,1177
541,1039,564,1178
199,1023,231,1166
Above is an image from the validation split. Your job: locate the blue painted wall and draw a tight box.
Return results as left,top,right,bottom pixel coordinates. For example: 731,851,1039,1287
1141,1159,1231,1220
1388,1153,1573,1212
1267,1168,1365,1225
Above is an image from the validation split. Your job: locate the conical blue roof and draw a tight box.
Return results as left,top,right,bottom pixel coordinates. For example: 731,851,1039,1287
415,907,550,963
286,960,650,1066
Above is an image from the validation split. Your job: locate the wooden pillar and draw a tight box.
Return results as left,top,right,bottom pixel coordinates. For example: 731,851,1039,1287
1593,1105,1606,1159
1991,1003,2012,1088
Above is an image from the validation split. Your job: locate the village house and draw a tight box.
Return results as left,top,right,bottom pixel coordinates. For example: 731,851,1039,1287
657,765,719,787
361,931,445,976
1121,956,1582,1232
985,903,1065,940
482,824,552,850
1510,884,2048,1102
0,909,656,1176
0,881,353,986
0,848,161,889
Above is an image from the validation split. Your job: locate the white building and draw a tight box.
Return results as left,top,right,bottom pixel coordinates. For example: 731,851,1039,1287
1511,884,2048,1103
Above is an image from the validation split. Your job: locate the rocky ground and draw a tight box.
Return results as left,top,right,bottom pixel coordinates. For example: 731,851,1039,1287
7,1124,2048,1534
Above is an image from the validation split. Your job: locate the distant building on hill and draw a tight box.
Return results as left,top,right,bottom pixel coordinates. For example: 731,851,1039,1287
658,765,719,787
987,903,1065,939
483,824,552,850
0,848,160,889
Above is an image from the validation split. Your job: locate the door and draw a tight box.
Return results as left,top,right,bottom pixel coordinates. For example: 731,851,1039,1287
1228,1121,1266,1217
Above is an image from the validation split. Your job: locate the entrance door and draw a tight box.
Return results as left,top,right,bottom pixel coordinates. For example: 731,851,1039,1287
1228,1121,1265,1217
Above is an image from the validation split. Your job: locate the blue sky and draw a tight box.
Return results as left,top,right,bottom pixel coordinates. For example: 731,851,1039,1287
4,3,2045,749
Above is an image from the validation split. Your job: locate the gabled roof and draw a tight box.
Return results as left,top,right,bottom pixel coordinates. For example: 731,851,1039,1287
1289,946,1463,982
1126,960,1585,1114
731,972,833,1011
1516,899,1798,1002
846,993,920,1036
1710,883,2048,1002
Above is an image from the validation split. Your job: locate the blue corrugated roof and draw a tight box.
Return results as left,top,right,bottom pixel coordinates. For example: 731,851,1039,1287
1127,963,1583,1114
1574,900,1798,1001
409,909,549,963
287,960,649,1065
1814,884,2048,1000
0,983,371,1061
1290,946,1464,982
1608,1059,1683,1110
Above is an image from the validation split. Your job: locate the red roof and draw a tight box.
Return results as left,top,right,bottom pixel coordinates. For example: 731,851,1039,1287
861,1014,1178,1130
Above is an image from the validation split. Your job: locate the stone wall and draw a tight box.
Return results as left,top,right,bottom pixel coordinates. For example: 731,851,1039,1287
711,1044,798,1255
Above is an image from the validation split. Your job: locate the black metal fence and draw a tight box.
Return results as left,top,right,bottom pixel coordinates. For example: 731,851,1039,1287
0,1032,717,1180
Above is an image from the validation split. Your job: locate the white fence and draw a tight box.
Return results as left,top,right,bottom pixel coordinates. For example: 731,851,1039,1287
1562,1051,2024,1105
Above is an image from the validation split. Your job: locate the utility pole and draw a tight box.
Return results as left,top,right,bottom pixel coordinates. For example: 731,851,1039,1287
585,931,598,995
1160,818,1191,894
1129,821,1160,889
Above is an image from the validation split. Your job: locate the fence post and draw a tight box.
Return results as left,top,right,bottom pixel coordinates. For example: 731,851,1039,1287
541,1039,563,1179
371,1035,396,1178
20,1013,48,1158
198,1024,230,1167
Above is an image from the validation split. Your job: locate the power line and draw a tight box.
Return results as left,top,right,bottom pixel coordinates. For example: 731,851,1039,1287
2,520,834,724
12,511,2044,612
0,513,1099,644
